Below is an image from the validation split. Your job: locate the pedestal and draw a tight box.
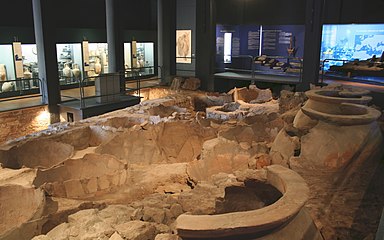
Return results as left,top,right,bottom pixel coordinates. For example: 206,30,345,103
95,74,120,103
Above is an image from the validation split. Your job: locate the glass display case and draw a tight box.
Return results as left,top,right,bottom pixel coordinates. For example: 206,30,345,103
87,43,108,77
124,43,132,70
56,43,83,85
124,42,154,77
20,44,39,89
321,24,384,80
137,42,154,75
0,45,16,81
0,43,41,96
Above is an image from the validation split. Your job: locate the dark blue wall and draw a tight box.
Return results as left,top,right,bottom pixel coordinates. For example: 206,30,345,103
176,0,196,76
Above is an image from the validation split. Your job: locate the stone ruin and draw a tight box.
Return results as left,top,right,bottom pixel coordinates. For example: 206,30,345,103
206,85,278,120
0,84,382,240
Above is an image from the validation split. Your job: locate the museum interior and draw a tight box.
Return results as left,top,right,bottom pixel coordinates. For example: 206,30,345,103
0,0,384,239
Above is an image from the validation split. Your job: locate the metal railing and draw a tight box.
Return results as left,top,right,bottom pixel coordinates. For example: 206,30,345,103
77,73,123,109
0,77,41,93
220,55,304,82
125,66,163,97
0,78,44,111
125,65,156,78
59,66,163,109
223,55,255,76
320,58,350,84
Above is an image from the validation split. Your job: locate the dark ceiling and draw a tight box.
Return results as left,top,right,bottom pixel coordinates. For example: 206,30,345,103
0,0,157,29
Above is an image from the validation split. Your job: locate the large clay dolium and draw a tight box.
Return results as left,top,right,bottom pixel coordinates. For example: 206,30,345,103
293,90,382,169
293,89,372,129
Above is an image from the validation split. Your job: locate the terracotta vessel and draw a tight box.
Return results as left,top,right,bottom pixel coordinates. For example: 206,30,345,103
0,64,7,81
62,63,72,78
71,63,81,79
94,58,102,75
23,67,32,79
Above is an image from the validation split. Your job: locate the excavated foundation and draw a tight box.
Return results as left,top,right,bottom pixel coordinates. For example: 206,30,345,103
0,139,74,169
33,154,128,199
0,86,381,240
95,121,216,165
0,185,45,239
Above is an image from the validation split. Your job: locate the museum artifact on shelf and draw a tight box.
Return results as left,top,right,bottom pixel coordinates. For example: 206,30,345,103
0,42,40,93
0,64,7,81
87,43,108,77
56,43,83,85
124,41,155,77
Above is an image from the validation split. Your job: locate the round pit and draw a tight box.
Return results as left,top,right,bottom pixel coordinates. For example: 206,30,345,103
176,165,309,239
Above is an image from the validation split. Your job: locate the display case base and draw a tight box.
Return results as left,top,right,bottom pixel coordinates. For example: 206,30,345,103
59,95,140,122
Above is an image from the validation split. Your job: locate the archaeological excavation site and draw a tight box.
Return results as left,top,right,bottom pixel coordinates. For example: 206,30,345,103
0,84,383,240
1,0,384,239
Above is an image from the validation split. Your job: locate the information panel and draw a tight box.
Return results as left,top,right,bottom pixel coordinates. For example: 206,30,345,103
240,25,261,57
261,25,305,57
217,24,304,58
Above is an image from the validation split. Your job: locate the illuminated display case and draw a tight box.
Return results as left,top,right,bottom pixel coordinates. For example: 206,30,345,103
56,43,83,85
0,43,42,96
124,42,154,77
320,24,384,76
20,44,39,90
124,43,132,70
87,43,108,77
216,24,304,83
0,45,15,80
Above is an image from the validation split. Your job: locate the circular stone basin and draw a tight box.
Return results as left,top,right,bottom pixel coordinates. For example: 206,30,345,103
176,165,309,238
301,103,381,126
0,185,45,237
